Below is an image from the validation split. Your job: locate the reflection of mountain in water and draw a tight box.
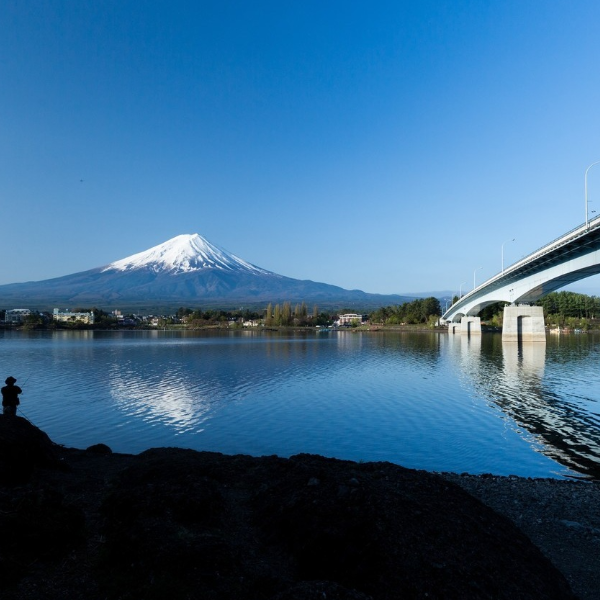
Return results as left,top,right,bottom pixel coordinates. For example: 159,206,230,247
448,334,600,479
105,330,446,444
108,364,213,434
106,331,339,435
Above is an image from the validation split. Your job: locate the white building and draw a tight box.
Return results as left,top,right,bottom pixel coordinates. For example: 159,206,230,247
4,308,32,324
53,308,95,325
336,313,364,326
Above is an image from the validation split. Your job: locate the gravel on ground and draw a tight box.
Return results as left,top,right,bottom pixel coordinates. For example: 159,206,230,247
440,473,600,600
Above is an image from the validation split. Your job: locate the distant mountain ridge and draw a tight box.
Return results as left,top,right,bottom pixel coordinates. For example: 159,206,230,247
0,234,415,311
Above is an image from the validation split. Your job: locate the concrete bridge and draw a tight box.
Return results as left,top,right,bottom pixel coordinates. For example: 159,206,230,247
442,216,600,340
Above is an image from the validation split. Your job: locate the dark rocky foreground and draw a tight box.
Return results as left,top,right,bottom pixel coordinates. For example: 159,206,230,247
0,416,594,600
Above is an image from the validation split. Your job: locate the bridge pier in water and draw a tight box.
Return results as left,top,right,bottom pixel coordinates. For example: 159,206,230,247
446,317,481,334
459,316,481,335
502,305,546,342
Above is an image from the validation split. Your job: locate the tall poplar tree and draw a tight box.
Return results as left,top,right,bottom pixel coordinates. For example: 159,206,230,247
274,304,281,325
282,301,292,326
265,303,273,326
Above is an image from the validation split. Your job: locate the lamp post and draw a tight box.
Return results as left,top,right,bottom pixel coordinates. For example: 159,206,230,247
585,161,600,228
459,282,467,298
473,267,482,290
501,238,515,273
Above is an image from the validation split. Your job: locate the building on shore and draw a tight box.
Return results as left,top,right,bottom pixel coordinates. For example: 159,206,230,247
4,308,32,324
336,313,364,326
53,308,95,325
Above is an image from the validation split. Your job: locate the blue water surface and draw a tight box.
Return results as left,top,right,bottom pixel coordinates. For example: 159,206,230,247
1,329,599,479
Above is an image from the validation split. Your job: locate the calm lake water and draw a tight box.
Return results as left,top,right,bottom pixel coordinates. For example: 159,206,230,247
2,329,600,480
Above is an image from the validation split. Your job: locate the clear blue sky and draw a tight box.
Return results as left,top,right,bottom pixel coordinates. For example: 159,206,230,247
3,1,600,296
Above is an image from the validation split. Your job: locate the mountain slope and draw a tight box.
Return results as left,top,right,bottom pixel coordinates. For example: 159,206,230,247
0,234,413,309
103,234,271,276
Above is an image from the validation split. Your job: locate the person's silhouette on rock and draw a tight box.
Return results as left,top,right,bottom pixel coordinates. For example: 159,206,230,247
2,376,22,417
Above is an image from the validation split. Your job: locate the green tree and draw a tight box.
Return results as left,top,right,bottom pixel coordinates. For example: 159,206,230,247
176,307,193,319
537,291,600,320
427,314,439,328
369,297,441,325
479,302,509,322
22,312,43,329
300,302,308,318
265,303,273,326
282,302,292,326
314,312,332,327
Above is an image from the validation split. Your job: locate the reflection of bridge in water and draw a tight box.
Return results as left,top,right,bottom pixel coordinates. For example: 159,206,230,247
442,217,600,341
447,334,600,479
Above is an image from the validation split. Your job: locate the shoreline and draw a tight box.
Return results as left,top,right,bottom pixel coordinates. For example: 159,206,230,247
5,322,600,334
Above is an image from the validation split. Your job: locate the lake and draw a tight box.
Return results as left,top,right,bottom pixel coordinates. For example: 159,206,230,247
1,329,599,480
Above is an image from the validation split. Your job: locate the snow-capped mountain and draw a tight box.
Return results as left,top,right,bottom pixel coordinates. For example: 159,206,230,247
103,234,271,276
0,233,412,309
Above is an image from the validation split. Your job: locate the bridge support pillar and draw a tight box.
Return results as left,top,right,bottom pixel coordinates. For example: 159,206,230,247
502,305,546,342
460,316,481,335
447,322,461,334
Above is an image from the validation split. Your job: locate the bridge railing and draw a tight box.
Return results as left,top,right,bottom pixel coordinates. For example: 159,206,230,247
516,216,600,263
499,215,600,279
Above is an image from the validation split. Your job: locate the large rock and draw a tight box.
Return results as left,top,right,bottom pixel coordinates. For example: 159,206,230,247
0,438,580,599
96,449,576,600
0,415,59,483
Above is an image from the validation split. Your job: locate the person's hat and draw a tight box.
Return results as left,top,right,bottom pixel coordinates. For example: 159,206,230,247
5,376,16,384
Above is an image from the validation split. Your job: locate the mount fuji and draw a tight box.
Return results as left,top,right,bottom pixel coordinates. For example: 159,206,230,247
0,234,412,310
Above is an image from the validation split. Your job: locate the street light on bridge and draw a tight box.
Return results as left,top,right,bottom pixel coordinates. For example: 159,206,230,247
585,161,600,228
473,267,482,290
459,281,467,298
501,238,515,273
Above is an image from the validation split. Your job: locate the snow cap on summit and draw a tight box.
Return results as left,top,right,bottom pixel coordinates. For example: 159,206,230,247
102,233,270,275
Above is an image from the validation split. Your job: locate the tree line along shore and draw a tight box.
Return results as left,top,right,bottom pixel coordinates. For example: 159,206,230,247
3,290,600,331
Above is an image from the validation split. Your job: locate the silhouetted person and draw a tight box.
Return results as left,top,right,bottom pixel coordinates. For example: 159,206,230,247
2,376,22,417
